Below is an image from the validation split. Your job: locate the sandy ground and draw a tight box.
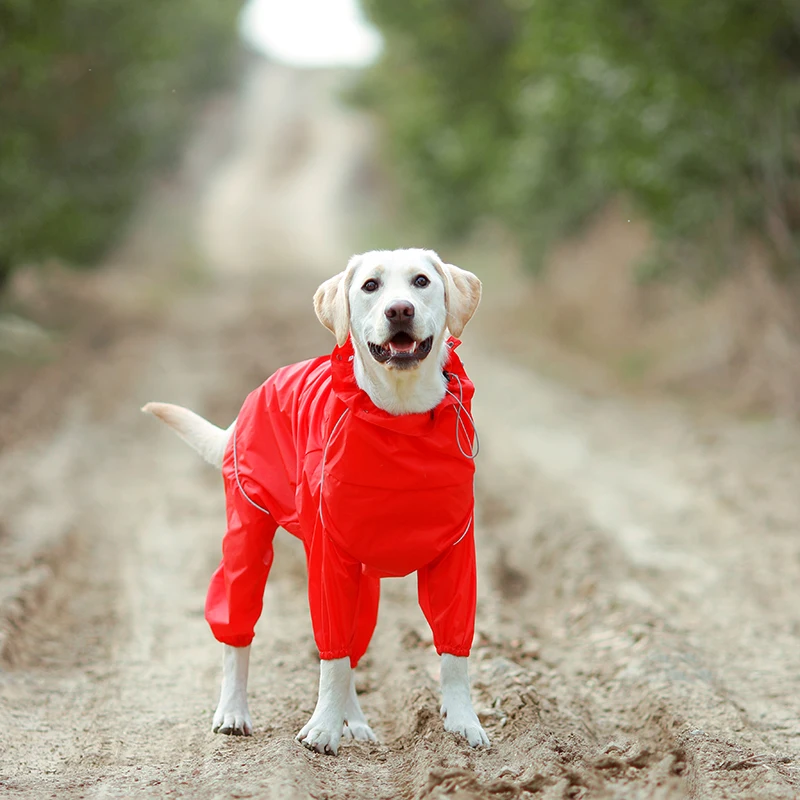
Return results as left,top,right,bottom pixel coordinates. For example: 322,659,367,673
1,63,799,800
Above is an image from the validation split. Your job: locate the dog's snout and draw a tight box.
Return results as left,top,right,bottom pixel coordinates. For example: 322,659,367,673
384,300,415,321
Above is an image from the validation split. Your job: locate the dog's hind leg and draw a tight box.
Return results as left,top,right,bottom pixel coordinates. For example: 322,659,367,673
213,644,252,735
342,575,379,741
207,465,279,737
342,672,377,741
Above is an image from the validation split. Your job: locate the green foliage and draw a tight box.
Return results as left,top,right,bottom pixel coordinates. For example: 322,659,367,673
0,0,238,283
358,0,800,276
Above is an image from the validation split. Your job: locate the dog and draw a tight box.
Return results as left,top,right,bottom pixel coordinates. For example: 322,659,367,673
143,248,488,754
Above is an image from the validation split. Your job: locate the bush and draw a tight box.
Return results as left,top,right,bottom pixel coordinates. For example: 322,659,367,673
0,0,238,285
358,0,800,277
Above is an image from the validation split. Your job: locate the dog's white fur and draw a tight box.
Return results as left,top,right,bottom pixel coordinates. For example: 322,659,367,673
143,248,487,753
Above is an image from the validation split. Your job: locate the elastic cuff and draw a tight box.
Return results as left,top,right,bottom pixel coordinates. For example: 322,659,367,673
318,648,351,661
213,633,254,648
436,645,471,657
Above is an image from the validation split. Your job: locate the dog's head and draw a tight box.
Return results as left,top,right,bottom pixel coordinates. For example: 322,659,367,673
314,249,481,371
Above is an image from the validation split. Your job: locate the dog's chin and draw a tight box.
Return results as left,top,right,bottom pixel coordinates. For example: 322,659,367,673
367,333,434,371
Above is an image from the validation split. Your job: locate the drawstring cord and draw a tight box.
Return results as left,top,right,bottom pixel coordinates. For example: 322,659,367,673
445,372,477,545
444,372,480,460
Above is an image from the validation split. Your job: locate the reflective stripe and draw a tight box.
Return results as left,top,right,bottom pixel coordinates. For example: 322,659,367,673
232,422,271,516
452,517,472,547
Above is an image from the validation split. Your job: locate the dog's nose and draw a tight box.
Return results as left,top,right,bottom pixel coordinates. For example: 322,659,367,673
384,301,415,321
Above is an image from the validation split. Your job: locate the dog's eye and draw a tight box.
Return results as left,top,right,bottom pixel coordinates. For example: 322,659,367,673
413,274,430,288
361,279,380,293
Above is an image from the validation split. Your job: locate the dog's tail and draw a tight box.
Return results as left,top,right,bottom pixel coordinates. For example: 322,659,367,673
142,402,234,469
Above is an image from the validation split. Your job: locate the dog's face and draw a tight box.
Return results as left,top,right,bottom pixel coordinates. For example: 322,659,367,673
348,251,447,371
314,249,481,372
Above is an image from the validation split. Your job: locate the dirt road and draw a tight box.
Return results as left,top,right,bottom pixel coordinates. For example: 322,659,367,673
1,63,799,799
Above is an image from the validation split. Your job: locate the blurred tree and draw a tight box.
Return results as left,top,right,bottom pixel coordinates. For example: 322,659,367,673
0,0,238,286
358,0,800,278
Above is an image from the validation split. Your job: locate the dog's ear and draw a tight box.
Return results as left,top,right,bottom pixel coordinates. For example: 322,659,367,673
429,254,482,338
314,256,360,345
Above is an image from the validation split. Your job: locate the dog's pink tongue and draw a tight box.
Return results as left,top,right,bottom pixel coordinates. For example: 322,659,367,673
389,339,416,354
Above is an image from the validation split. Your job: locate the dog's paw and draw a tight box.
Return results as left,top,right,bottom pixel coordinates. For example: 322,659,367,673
342,719,378,742
441,705,490,748
296,720,343,755
212,700,253,736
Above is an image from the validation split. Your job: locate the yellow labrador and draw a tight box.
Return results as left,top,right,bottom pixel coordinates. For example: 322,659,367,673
143,248,486,753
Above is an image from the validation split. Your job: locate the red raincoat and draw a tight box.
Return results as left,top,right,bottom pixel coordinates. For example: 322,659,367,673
205,337,477,666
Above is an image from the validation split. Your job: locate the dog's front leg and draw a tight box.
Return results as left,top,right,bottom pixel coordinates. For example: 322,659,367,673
439,653,489,747
297,656,350,755
212,644,253,735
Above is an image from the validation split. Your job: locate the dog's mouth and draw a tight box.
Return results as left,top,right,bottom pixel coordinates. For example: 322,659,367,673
368,333,434,367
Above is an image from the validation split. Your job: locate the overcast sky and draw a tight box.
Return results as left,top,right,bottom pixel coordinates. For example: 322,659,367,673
239,0,383,68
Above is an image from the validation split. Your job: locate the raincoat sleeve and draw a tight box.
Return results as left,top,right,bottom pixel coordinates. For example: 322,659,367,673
305,519,381,667
417,520,477,657
205,386,286,648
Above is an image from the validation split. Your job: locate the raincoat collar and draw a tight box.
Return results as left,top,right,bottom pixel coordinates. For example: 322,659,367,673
329,336,474,434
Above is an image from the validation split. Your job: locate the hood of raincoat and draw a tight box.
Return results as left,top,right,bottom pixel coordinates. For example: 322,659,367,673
329,336,475,434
